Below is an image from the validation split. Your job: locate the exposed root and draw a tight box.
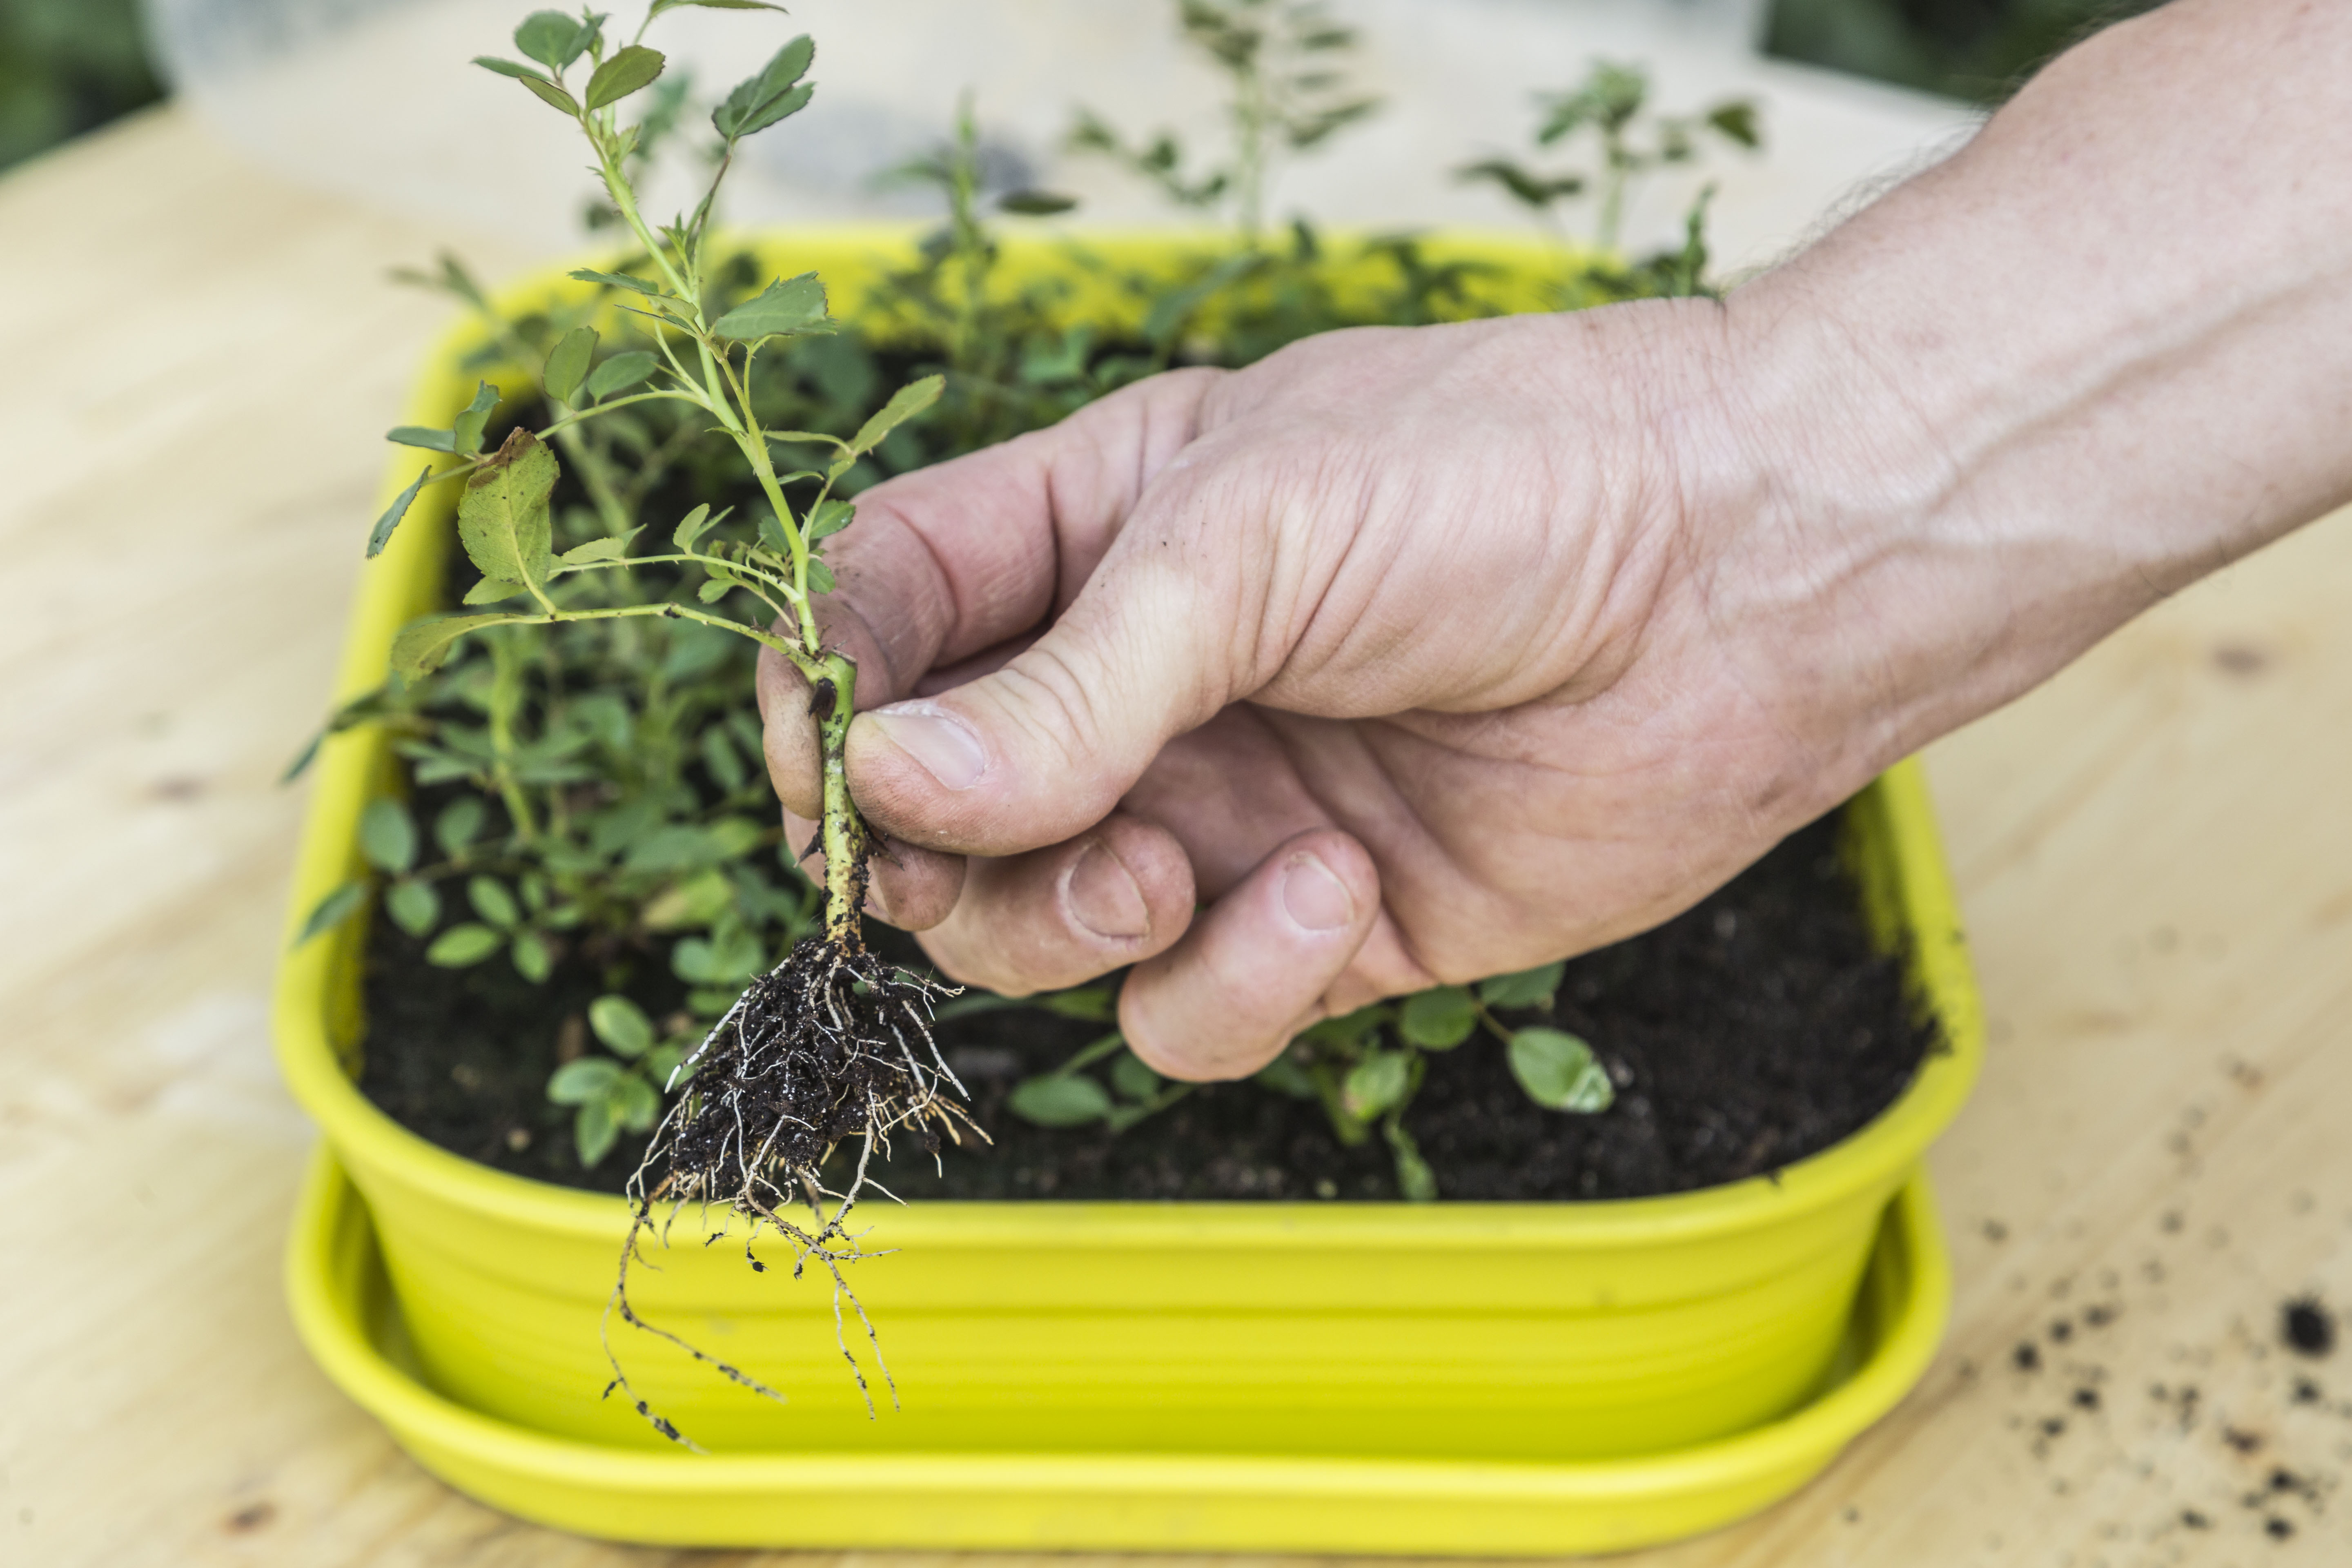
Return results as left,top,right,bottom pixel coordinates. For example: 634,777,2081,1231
597,933,980,1449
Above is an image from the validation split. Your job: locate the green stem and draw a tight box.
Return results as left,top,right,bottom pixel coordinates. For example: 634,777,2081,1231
812,649,866,948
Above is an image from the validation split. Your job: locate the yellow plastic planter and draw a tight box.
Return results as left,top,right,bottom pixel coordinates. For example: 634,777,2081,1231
274,229,1984,1550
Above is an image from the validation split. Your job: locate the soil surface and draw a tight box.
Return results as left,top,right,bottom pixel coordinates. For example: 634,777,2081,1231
359,808,1940,1201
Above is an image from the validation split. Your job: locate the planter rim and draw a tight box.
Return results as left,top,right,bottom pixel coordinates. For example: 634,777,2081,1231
274,224,1983,1252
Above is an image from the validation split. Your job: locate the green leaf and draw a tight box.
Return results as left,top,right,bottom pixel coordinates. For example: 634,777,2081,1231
520,75,584,116
1706,100,1761,149
473,55,551,81
1007,1073,1114,1127
1254,1048,1319,1100
641,866,734,930
613,1073,661,1131
696,576,733,604
543,325,597,404
385,877,440,937
1478,961,1564,1011
556,531,637,566
513,9,588,71
671,503,714,550
589,994,657,1058
294,880,366,948
585,350,658,399
386,425,456,452
426,923,503,967
390,613,524,679
700,724,749,792
999,189,1078,215
549,1055,625,1105
713,35,816,139
849,374,943,456
804,499,854,544
710,272,831,342
1298,1002,1391,1053
434,797,485,856
510,928,554,982
457,428,558,596
585,45,665,111
1109,1051,1160,1104
654,0,786,13
1039,986,1117,1022
569,267,659,295
360,798,418,874
450,380,502,454
461,577,526,606
1508,1027,1615,1113
575,1097,619,1167
1398,986,1477,1049
367,466,433,558
806,557,836,594
1341,1050,1411,1119
469,875,521,929
1384,1118,1438,1202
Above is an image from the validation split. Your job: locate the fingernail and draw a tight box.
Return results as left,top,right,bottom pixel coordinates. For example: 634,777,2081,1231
868,702,987,792
1065,841,1149,940
1280,853,1353,933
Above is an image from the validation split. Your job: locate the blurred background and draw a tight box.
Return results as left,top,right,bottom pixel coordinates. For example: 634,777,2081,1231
3,0,2158,176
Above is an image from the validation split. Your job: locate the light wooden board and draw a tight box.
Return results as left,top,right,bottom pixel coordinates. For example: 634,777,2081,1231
2,106,2348,1567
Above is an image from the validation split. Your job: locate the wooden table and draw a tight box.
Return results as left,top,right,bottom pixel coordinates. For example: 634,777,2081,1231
5,106,2349,1568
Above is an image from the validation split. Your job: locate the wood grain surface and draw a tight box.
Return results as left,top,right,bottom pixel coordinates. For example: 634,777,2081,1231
4,106,2348,1568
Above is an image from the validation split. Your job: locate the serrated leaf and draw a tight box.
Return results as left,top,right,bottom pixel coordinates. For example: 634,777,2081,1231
575,1096,619,1167
294,880,366,948
514,9,588,70
714,35,815,139
434,797,485,855
385,877,440,937
848,374,943,456
520,74,583,115
806,557,835,593
805,498,855,543
543,325,597,404
710,272,831,342
549,1055,626,1105
360,797,418,874
1007,1073,1113,1127
367,466,432,558
469,874,520,929
671,503,714,550
391,612,524,679
569,267,659,295
999,189,1078,215
457,428,558,597
696,576,733,603
1341,1050,1411,1119
585,45,664,111
588,994,656,1058
461,575,526,606
426,923,503,967
585,350,658,399
1478,961,1564,1011
1398,986,1477,1049
556,531,637,566
510,928,553,982
387,425,456,452
1508,1027,1614,1113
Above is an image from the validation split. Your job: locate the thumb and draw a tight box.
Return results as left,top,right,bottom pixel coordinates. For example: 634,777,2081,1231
844,505,1253,858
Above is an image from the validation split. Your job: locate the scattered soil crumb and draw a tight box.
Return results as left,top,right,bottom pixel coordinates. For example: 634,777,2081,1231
2283,1296,2337,1359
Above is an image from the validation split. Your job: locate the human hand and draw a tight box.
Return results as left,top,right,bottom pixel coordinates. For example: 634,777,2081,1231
758,301,1913,1080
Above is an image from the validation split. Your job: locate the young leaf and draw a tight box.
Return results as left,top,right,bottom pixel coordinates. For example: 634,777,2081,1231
1109,1051,1161,1104
584,45,665,111
1039,986,1117,1022
468,875,521,929
1477,961,1565,1011
641,866,735,930
548,1055,626,1104
293,880,366,948
671,503,713,550
588,994,657,1058
1706,100,1761,149
520,75,584,116
457,428,558,596
513,9,588,71
510,928,554,982
710,272,831,342
386,425,457,453
461,577,526,605
556,532,637,567
713,35,816,139
474,55,552,82
613,1073,661,1131
1383,1118,1438,1202
1341,1050,1412,1119
696,577,733,604
574,1096,620,1167
848,374,944,456
805,499,854,543
1508,1027,1615,1113
700,724,749,791
360,798,419,874
999,189,1079,215
654,0,786,13
806,557,836,593
385,877,441,937
450,380,503,455
425,923,504,967
391,613,526,679
569,267,660,296
1254,1048,1319,1100
543,325,598,405
585,350,658,399
1007,1073,1114,1127
367,466,433,558
434,797,485,856
1398,986,1477,1049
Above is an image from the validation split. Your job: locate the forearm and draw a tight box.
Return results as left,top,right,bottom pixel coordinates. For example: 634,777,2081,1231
1699,0,2352,783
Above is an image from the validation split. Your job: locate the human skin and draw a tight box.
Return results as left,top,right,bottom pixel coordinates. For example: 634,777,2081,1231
760,0,2352,1080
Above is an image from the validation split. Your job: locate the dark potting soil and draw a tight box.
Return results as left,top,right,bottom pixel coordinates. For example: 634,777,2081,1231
357,808,1940,1202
